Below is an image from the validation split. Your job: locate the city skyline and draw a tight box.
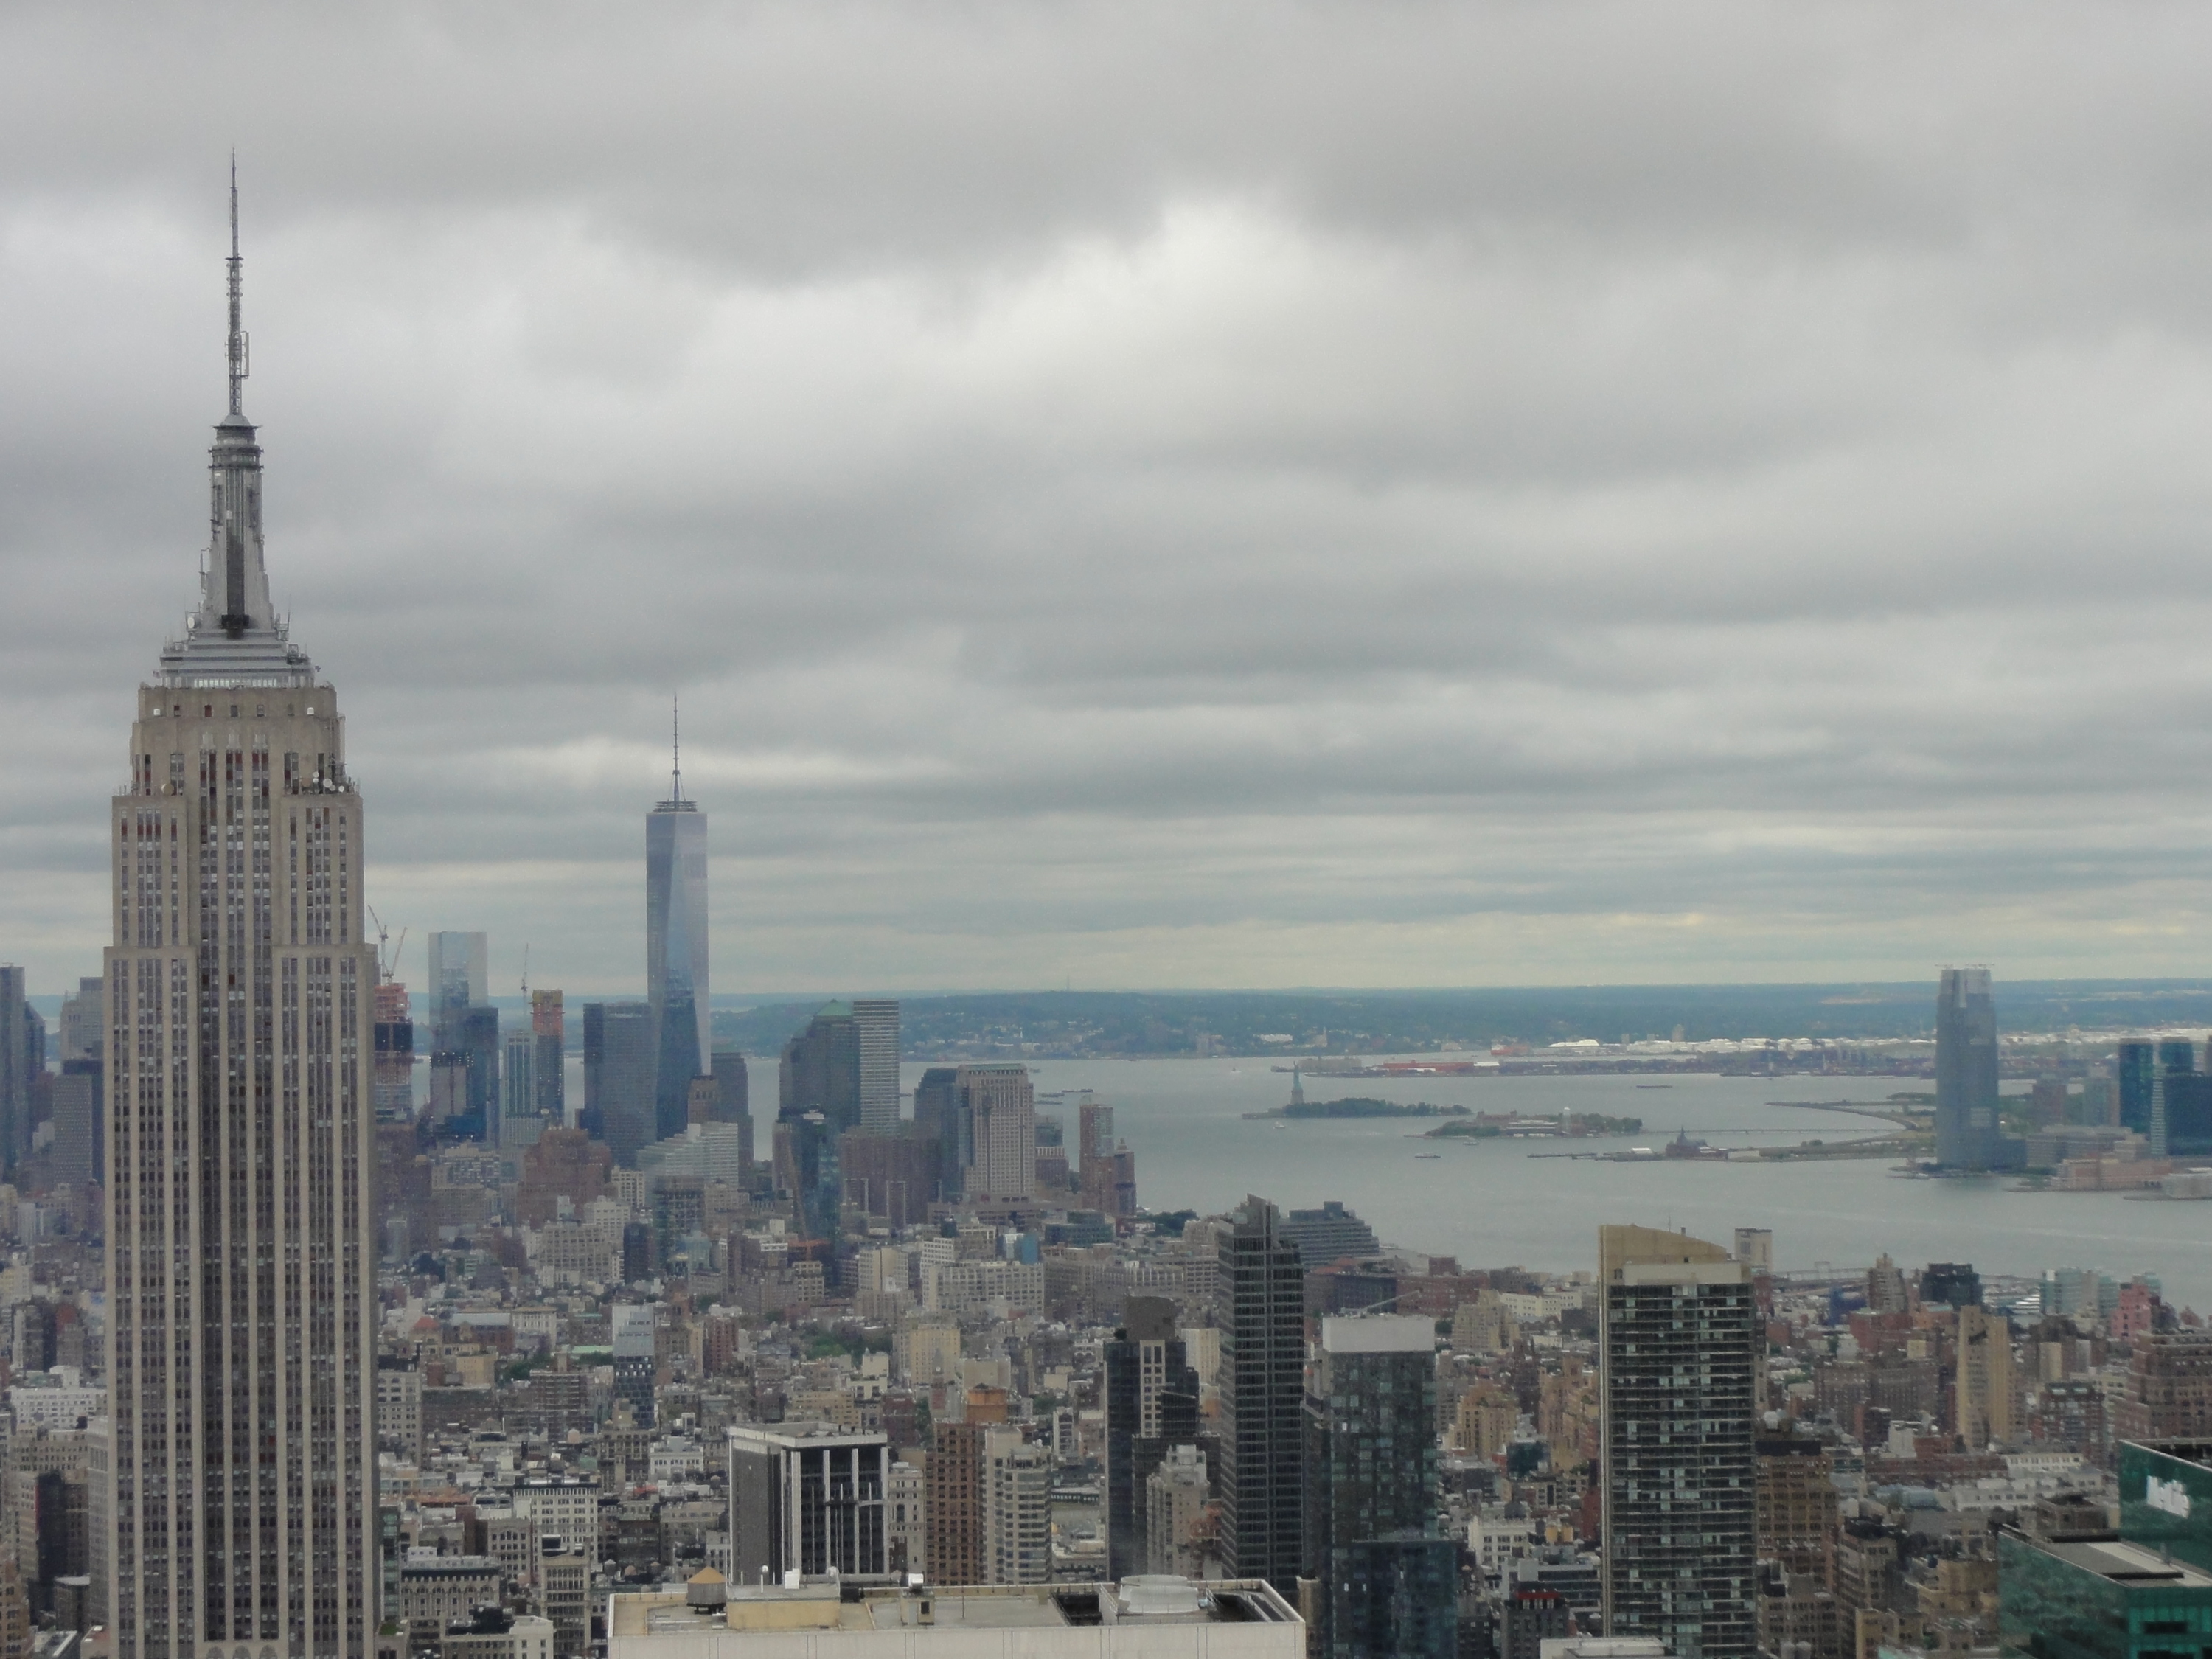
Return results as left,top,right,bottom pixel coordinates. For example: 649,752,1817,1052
12,11,2212,992
11,19,2212,1659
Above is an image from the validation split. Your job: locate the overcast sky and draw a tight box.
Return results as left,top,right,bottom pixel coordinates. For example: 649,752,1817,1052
7,3,2212,998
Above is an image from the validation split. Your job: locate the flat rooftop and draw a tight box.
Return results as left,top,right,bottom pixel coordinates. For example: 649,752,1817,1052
2135,1440,2212,1469
609,1578,1299,1641
2037,1537,2212,1590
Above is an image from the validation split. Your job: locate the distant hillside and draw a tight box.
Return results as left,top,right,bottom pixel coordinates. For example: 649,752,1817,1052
703,980,2212,1060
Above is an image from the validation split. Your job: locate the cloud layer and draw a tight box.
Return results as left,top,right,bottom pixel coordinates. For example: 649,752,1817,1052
6,2,2212,995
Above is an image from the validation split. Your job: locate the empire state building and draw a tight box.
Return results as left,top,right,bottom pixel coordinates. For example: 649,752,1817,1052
104,187,378,1659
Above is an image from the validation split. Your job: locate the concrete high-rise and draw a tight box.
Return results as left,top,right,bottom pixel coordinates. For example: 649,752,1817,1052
1217,1194,1307,1597
1935,967,2000,1171
646,729,708,1148
1599,1225,1757,1659
531,989,566,1120
957,1064,1036,1203
981,1428,1052,1585
852,999,900,1133
103,191,378,1657
1302,1313,1457,1659
1955,1305,2015,1450
925,1422,985,1587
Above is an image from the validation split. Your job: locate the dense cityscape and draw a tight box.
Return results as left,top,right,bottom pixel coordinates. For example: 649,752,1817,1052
8,33,2212,1659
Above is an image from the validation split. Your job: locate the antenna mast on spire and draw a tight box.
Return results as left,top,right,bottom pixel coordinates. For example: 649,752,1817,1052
227,155,248,417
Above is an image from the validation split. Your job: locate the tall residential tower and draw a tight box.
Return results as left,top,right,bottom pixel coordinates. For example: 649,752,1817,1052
1599,1225,1757,1659
104,184,378,1658
1217,1194,1307,1597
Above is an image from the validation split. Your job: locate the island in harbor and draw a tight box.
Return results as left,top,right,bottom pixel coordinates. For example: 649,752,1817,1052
1242,1096,1474,1121
1424,1110,1644,1140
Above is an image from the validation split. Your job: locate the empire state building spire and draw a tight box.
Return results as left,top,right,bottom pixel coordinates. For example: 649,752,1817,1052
107,173,379,1659
227,156,247,420
161,165,314,684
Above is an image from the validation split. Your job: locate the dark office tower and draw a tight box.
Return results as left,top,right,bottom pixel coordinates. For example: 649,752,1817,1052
1105,1297,1200,1582
1919,1262,1982,1310
1218,1195,1307,1597
1935,967,2000,1171
2118,1040,2157,1136
532,990,566,1120
706,1049,749,1121
457,1004,501,1138
583,1001,655,1165
2165,1070,2212,1160
646,727,709,1147
728,1427,890,1581
709,1051,754,1171
1303,1315,1456,1659
104,192,377,1658
0,967,32,1178
2149,1040,2199,1158
1499,1579,1571,1659
1599,1225,1757,1659
51,1066,99,1189
781,1003,860,1129
913,1067,961,1196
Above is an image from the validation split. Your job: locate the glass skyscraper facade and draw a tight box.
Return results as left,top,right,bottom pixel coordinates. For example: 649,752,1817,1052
1936,966,2001,1171
1302,1313,1456,1659
646,779,708,1147
1999,1442,2212,1659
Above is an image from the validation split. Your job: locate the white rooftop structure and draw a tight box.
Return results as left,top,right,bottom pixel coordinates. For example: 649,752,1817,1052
606,1577,1301,1659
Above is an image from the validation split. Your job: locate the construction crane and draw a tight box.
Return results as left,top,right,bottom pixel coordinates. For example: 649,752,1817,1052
366,905,407,985
520,945,531,1000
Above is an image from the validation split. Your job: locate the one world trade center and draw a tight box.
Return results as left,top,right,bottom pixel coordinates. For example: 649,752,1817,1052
648,710,709,1143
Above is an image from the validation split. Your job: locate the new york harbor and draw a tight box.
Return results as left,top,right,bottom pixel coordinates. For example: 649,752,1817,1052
5,10,2212,1659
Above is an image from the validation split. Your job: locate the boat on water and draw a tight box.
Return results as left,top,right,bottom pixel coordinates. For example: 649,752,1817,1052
1414,1152,1441,1161
1635,1084,1672,1090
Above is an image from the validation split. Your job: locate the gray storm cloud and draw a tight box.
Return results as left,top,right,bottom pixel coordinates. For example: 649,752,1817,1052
4,1,2212,994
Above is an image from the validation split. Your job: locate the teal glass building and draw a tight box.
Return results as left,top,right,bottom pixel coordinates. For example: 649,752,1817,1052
2000,1443,2212,1659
